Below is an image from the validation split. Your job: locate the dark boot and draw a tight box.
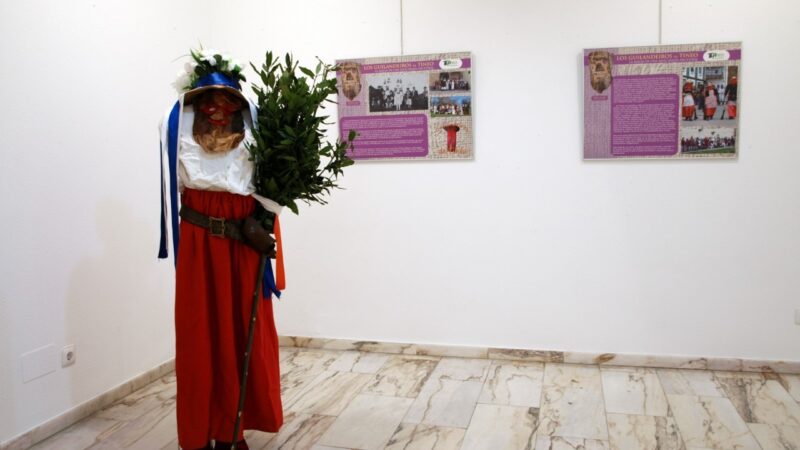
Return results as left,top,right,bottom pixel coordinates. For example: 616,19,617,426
213,440,249,450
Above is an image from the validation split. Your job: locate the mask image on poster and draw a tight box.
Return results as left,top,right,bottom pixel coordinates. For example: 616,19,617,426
340,61,363,101
588,50,612,94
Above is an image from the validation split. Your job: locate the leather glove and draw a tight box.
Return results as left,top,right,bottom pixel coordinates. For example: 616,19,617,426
241,216,277,258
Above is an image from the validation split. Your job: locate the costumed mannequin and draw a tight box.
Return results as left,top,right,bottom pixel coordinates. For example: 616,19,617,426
159,49,285,450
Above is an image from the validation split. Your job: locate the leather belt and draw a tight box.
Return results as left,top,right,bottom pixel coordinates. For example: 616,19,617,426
179,205,244,241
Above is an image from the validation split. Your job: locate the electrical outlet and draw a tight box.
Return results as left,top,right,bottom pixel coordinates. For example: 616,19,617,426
61,344,76,367
795,309,800,326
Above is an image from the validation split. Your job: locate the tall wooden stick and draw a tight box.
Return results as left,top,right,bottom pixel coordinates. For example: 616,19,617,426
231,255,268,449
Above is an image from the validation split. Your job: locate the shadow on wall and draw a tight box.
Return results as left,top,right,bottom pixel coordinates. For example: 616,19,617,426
63,198,174,418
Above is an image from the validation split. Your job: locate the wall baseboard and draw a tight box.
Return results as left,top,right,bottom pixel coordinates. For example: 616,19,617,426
0,359,175,450
279,335,800,374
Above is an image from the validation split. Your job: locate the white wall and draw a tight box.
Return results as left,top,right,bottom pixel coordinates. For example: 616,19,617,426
0,0,211,442
241,0,800,361
1,0,799,443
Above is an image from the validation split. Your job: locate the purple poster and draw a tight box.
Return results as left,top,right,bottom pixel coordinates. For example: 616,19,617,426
584,42,741,159
336,52,473,161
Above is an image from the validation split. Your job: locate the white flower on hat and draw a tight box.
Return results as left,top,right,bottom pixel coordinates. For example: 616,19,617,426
171,69,191,93
183,61,197,74
231,58,242,72
201,48,218,66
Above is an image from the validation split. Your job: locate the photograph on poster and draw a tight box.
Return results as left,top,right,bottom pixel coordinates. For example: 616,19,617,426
336,52,473,161
681,66,739,125
429,70,471,92
430,96,472,117
430,116,472,157
584,42,741,160
680,126,736,155
367,72,429,112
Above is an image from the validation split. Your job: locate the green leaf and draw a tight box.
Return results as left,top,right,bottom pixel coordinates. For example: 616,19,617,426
299,66,314,78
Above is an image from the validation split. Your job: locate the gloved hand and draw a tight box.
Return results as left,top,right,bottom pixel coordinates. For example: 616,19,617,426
241,216,276,258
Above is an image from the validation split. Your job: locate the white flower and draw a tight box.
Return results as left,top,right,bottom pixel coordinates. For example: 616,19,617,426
171,69,191,93
199,48,218,66
183,61,197,74
231,58,242,72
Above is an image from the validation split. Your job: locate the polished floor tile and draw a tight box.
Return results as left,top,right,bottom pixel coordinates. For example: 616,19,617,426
316,394,414,449
28,417,122,450
286,369,373,416
601,367,668,417
606,413,684,450
532,435,609,450
747,423,800,450
478,361,545,408
27,348,800,450
460,404,538,450
384,423,465,450
714,371,800,427
537,364,609,441
657,369,724,397
666,395,761,449
780,374,800,402
329,351,392,374
402,358,491,428
260,412,336,449
361,355,439,397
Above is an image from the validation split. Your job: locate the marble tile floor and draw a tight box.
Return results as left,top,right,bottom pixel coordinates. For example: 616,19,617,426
29,348,800,450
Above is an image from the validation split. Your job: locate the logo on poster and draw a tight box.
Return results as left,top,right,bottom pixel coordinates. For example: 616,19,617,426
439,58,463,70
703,50,730,62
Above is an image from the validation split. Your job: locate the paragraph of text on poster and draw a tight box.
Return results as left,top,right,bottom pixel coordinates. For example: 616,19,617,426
611,75,679,157
340,115,429,159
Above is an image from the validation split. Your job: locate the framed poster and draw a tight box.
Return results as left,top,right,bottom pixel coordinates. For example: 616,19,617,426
584,42,741,159
336,52,473,161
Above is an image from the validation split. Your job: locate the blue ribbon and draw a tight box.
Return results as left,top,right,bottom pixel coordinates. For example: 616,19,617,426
158,101,181,265
194,72,241,90
263,262,281,299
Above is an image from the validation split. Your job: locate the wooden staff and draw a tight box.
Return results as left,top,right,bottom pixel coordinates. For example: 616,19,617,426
231,255,268,449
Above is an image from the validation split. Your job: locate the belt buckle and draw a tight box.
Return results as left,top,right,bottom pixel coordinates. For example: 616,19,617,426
209,217,226,238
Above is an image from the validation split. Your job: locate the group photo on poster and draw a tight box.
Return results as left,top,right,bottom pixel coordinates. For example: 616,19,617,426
584,42,741,160
336,52,474,161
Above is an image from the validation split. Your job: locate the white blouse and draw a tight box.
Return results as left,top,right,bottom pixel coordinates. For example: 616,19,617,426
177,105,255,196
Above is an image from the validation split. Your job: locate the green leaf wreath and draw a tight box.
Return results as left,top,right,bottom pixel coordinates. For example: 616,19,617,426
174,48,247,92
247,52,356,227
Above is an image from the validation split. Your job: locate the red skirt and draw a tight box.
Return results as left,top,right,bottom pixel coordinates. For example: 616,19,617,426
175,188,283,449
